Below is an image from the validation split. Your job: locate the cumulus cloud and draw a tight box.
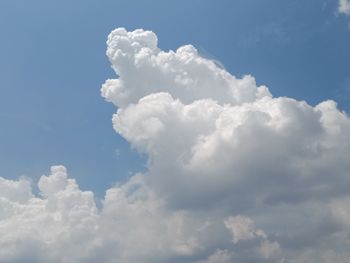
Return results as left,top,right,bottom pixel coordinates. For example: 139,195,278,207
339,0,350,15
1,28,350,262
101,28,270,108
0,166,276,263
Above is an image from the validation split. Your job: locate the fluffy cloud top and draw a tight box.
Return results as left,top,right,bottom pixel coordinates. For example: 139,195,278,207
339,0,350,15
1,28,350,263
101,28,271,108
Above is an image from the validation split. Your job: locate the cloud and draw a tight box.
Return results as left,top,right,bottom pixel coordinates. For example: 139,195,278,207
101,28,270,108
339,0,350,15
224,215,267,244
0,166,278,263
1,28,350,262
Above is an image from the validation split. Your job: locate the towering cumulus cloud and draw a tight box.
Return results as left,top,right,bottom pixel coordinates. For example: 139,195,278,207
1,28,350,262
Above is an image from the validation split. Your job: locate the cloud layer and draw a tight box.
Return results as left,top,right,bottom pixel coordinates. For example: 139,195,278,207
1,28,350,262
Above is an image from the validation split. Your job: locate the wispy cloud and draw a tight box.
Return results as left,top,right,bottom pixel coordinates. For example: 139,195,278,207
339,0,350,15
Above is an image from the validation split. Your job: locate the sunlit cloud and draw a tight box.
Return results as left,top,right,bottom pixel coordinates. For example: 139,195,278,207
0,28,349,263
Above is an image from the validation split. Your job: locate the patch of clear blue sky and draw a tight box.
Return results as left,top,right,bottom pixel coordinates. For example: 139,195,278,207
0,0,349,196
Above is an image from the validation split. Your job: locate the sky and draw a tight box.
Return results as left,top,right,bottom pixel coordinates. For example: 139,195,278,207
0,0,350,262
1,0,350,194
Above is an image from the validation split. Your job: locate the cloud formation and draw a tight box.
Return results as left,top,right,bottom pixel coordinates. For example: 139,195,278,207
1,28,350,262
339,0,350,15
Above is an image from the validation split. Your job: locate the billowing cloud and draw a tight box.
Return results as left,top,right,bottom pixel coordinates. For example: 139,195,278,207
339,0,350,15
0,166,279,263
1,28,350,262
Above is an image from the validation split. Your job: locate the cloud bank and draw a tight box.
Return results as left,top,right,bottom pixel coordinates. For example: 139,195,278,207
1,28,350,262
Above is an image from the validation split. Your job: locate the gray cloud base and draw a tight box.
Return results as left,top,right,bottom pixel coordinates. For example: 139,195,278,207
1,28,350,263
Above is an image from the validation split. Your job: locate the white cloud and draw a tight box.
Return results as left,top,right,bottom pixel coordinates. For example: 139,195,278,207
1,28,350,262
101,28,271,108
0,167,99,263
0,176,33,203
224,215,267,244
0,167,276,263
339,0,350,15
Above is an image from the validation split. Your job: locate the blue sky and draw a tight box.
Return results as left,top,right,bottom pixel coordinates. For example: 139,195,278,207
0,0,349,196
2,1,350,262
